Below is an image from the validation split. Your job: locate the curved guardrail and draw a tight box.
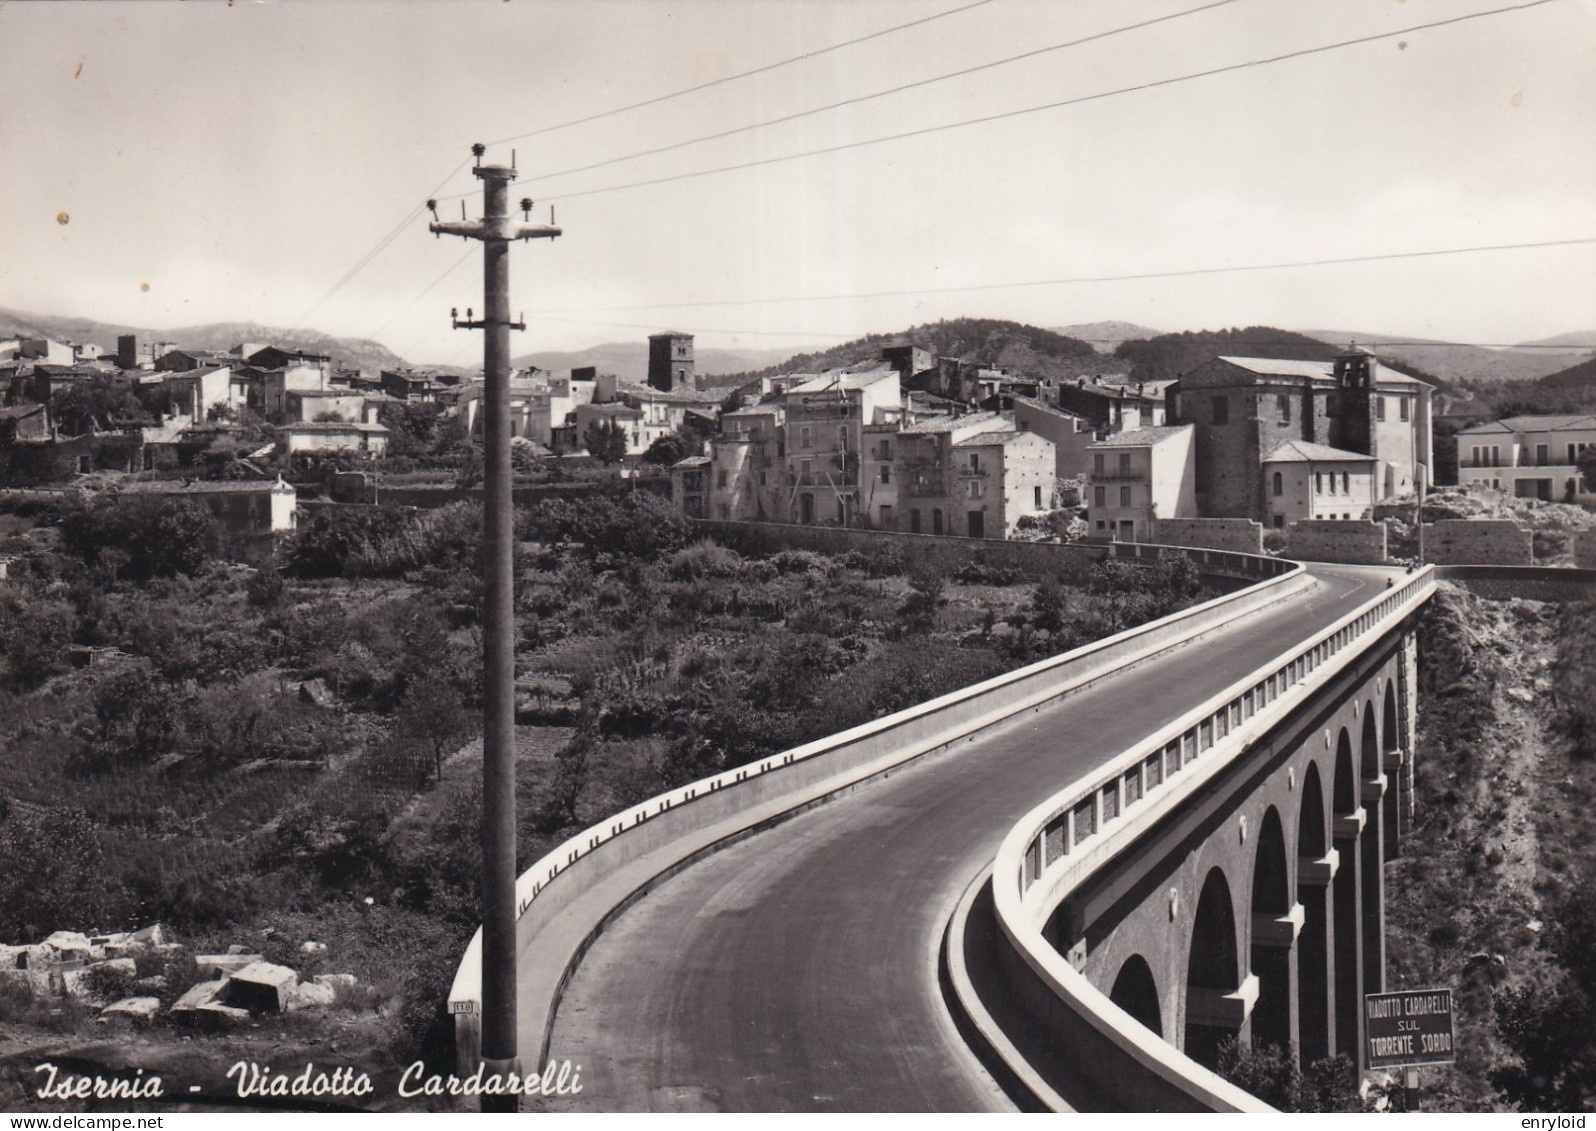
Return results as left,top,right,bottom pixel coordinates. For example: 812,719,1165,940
446,542,1301,1068
982,565,1436,1111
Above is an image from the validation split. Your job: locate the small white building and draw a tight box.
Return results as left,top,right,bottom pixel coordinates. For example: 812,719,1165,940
1261,439,1377,526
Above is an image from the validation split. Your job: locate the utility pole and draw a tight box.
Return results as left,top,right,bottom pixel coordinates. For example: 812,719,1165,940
428,143,560,1113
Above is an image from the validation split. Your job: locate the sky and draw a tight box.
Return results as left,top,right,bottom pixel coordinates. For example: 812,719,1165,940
2,0,1594,365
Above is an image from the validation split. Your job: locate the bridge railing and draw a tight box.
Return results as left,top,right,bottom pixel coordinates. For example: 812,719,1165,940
986,565,1437,1111
446,541,1305,1067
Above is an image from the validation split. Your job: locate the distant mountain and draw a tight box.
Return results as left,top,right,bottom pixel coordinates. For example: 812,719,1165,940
1298,329,1587,383
720,318,1127,383
1113,325,1443,387
1516,330,1596,351
510,341,794,384
0,306,408,374
1051,321,1162,354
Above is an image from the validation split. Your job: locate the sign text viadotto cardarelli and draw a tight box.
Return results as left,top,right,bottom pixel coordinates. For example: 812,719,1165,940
1364,988,1455,1069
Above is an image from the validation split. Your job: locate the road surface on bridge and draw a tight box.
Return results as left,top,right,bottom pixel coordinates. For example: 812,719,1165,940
536,563,1399,1112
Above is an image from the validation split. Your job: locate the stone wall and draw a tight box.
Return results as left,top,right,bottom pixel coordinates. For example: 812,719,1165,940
1152,518,1264,555
1285,520,1388,564
1423,519,1533,565
1576,529,1596,570
699,520,1108,584
1433,566,1596,603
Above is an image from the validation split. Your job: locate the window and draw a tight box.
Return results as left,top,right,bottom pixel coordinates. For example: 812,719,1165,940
1377,396,1387,421
1315,471,1324,494
1211,396,1229,425
1093,453,1104,476
1278,394,1291,423
1118,452,1131,476
1094,485,1106,507
1342,471,1350,494
1273,514,1285,528
1119,485,1132,506
879,465,891,484
967,480,983,499
1034,485,1043,509
969,453,980,473
1272,471,1283,497
1400,397,1410,422
879,440,892,461
716,468,728,488
801,457,813,478
800,426,812,449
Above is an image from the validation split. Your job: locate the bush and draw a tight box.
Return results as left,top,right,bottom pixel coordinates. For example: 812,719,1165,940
60,496,221,581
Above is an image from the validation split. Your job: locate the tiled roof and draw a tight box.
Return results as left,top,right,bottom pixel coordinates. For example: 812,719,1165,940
1090,424,1192,448
276,421,389,434
953,430,1033,446
1459,414,1596,434
1262,439,1377,463
899,410,1005,435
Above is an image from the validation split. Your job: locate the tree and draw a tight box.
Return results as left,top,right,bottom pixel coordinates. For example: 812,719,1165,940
59,496,221,581
898,570,945,634
642,430,694,466
583,420,629,465
0,806,111,942
397,678,477,782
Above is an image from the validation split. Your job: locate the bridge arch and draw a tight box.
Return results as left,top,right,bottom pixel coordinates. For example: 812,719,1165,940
1331,729,1361,1060
1382,680,1402,859
1109,954,1162,1038
1295,761,1332,1064
1248,807,1292,1054
1359,704,1386,996
1184,866,1242,1070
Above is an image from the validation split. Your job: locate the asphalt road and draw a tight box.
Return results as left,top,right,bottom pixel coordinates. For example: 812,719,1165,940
538,563,1399,1112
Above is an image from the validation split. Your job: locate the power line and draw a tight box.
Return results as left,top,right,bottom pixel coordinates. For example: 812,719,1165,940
366,247,475,342
508,0,1240,190
526,0,1561,204
533,313,856,340
289,157,474,332
484,0,998,149
524,235,1596,315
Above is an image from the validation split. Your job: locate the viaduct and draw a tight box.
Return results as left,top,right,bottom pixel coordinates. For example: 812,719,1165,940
447,533,1463,1111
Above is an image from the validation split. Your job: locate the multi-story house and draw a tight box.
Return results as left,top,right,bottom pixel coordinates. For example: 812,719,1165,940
1085,424,1197,541
1169,346,1433,519
705,403,783,522
780,366,902,526
894,411,1011,536
948,429,1055,538
1054,378,1167,434
1455,414,1596,503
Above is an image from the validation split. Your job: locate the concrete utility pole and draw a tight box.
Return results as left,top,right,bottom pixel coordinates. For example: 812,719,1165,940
428,143,560,1113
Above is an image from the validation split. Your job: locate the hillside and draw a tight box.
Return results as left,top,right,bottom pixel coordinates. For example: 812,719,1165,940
722,318,1127,384
1534,354,1596,393
0,306,408,374
511,341,794,383
1051,321,1162,354
1115,326,1440,386
1299,329,1587,384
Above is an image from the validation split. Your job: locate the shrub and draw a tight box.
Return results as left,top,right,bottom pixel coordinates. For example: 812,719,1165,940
59,496,221,580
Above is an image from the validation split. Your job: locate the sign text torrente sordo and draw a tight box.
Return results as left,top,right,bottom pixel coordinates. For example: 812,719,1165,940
1364,988,1455,1069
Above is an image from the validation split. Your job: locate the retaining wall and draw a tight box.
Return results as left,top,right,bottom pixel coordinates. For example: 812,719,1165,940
1151,519,1263,555
1434,565,1596,603
1285,519,1388,564
1423,519,1532,565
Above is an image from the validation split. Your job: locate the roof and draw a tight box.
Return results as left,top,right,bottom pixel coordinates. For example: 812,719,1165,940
953,430,1037,447
276,421,389,434
1458,414,1596,435
617,382,724,405
113,478,293,495
1262,439,1378,464
1012,394,1086,420
0,403,45,418
787,367,898,396
648,330,694,340
1212,355,1427,387
899,410,1006,435
672,455,711,467
1089,424,1193,448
